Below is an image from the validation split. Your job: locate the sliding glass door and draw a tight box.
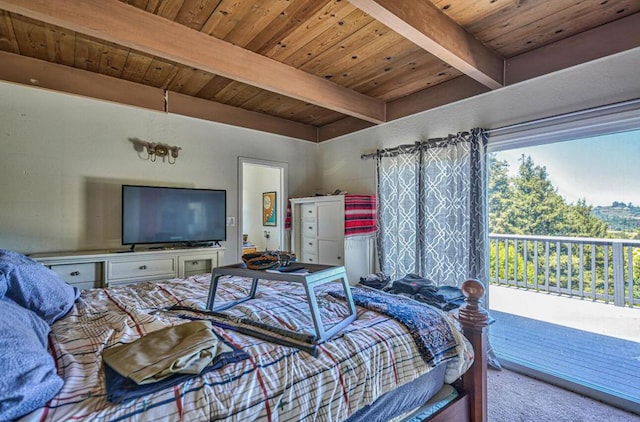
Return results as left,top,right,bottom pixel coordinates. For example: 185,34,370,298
486,104,640,414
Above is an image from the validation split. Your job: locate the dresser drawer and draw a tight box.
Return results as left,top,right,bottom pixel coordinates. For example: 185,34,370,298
302,237,316,253
301,203,316,221
108,258,176,281
300,252,317,263
49,262,102,288
183,259,210,272
302,222,316,236
182,258,212,277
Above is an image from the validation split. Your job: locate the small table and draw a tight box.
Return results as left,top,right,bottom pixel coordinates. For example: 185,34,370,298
206,263,357,341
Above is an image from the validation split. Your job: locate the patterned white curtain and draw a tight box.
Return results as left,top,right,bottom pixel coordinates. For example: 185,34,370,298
376,129,488,286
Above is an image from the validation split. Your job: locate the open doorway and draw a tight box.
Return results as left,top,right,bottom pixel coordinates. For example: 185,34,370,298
238,158,288,259
487,128,640,413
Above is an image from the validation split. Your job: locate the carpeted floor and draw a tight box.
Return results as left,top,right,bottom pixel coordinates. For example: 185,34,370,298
487,368,640,421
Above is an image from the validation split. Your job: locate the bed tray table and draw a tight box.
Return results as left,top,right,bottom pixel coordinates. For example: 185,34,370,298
206,263,356,341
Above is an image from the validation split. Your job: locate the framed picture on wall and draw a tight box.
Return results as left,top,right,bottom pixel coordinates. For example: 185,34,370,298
262,191,277,226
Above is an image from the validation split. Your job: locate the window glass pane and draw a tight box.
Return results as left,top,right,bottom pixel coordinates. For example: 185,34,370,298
488,128,640,412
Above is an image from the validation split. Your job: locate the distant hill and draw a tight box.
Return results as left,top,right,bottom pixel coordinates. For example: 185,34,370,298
592,202,640,232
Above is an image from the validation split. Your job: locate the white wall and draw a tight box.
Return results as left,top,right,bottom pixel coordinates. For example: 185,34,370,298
319,48,640,195
0,81,318,262
242,164,281,250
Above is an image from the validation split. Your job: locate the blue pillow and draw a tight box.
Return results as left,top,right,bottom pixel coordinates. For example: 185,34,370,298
0,265,5,298
0,298,64,420
0,249,79,324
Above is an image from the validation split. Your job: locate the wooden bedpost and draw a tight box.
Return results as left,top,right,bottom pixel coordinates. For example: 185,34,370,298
459,279,489,422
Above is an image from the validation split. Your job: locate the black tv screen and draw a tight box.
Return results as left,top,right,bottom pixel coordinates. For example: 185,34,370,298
122,185,226,246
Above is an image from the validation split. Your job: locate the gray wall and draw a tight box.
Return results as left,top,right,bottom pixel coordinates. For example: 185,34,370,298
0,81,318,262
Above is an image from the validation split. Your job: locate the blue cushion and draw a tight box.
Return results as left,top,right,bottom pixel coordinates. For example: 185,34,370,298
0,249,79,324
0,298,64,420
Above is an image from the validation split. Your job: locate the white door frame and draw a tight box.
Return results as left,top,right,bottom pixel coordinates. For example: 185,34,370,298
238,157,288,259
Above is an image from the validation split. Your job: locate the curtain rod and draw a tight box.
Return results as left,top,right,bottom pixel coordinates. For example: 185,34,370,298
360,131,471,160
360,98,640,160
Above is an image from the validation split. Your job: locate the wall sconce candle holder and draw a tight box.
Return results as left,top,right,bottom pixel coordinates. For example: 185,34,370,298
129,137,181,164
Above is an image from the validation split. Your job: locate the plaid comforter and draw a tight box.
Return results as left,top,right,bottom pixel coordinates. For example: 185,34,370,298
20,274,472,422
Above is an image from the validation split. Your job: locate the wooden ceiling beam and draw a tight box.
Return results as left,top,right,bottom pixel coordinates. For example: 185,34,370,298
0,0,386,124
387,76,489,121
348,0,504,89
318,76,490,141
0,51,319,142
0,50,165,111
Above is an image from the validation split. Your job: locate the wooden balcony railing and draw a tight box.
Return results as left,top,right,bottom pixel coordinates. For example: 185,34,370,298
489,234,640,307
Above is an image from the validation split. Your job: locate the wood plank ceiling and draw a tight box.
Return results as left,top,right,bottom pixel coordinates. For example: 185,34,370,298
0,0,638,142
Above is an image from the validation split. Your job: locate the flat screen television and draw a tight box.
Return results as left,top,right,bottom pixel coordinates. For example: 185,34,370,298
122,185,226,248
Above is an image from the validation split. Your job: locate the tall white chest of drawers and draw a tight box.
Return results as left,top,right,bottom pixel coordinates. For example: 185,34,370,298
31,247,225,289
290,195,378,284
290,196,345,266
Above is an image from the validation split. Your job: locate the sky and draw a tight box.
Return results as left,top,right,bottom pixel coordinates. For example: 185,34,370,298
494,129,639,207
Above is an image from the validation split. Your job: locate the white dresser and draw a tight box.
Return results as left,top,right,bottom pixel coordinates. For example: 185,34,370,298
291,196,345,266
31,247,225,289
290,195,376,284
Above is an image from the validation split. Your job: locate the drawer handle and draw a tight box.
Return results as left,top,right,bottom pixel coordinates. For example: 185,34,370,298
139,265,147,270
308,242,313,245
70,271,80,276
307,210,312,213
337,256,342,260
191,261,198,265
308,226,313,230
309,258,313,262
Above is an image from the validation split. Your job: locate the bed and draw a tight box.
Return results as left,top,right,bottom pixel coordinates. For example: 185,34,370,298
0,250,488,422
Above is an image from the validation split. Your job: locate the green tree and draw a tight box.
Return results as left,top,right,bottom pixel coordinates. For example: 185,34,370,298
508,155,567,235
487,154,514,234
488,154,609,238
566,199,609,238
487,154,631,301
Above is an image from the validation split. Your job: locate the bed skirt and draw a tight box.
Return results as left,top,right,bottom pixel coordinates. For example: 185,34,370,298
346,364,446,422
